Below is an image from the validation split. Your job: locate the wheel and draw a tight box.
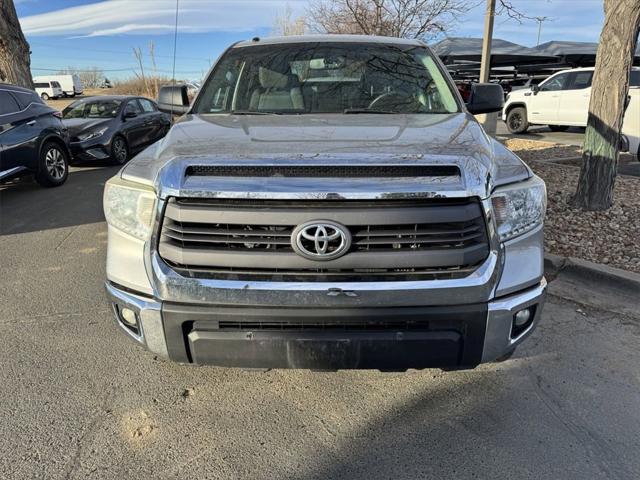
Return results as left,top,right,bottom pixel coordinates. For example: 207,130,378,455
110,135,129,165
40,92,49,101
495,347,517,363
506,107,529,134
35,142,69,187
549,125,569,132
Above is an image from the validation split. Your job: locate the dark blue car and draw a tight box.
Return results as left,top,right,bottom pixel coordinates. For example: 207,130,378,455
0,83,70,187
62,96,170,165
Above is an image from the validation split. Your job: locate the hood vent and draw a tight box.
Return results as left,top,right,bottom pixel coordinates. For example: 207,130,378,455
185,165,460,179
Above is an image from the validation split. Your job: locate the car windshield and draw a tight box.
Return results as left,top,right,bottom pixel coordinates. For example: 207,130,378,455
194,42,459,115
63,100,122,119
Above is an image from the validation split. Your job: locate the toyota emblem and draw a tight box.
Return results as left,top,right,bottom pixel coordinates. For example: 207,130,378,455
291,221,351,261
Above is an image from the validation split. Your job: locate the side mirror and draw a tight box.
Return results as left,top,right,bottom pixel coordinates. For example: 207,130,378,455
466,83,504,115
157,85,190,115
124,110,138,119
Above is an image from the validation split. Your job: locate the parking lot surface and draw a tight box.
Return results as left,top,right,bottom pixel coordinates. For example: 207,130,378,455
1,166,639,480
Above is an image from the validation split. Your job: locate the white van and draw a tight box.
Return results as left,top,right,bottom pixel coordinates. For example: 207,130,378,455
33,80,63,100
33,75,83,97
503,67,640,155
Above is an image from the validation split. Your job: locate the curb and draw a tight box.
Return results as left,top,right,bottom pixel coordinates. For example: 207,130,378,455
544,253,640,292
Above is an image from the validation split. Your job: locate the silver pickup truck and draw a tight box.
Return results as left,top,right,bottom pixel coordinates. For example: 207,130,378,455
104,35,547,371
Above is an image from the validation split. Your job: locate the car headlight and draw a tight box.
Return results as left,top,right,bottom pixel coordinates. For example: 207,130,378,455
491,176,546,242
104,176,156,240
78,126,108,142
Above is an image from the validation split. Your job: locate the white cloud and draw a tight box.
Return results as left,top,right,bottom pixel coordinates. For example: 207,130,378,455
20,0,307,37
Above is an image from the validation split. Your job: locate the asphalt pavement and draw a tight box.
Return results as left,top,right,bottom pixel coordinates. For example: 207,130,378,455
1,166,639,480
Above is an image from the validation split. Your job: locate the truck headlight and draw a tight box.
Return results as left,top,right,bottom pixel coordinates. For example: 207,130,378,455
104,177,156,240
491,176,546,242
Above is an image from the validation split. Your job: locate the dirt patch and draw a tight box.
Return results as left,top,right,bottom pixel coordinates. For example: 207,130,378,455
530,160,640,273
503,139,581,162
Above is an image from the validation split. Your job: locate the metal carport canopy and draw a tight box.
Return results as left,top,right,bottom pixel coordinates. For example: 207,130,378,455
430,37,558,67
535,40,640,65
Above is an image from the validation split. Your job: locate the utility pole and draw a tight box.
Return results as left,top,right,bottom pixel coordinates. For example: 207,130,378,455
479,0,496,83
535,16,551,46
478,0,497,134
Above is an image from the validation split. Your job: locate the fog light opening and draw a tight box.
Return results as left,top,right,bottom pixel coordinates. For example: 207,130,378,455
115,305,140,334
511,306,535,338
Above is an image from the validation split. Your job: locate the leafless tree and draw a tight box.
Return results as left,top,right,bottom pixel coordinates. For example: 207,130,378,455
307,0,474,40
273,4,306,36
574,0,640,210
0,0,33,88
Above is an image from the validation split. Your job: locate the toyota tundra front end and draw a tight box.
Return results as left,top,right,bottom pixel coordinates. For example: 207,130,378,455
104,35,547,370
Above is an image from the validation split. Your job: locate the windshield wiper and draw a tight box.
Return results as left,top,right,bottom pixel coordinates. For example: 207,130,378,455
230,110,283,115
343,108,399,114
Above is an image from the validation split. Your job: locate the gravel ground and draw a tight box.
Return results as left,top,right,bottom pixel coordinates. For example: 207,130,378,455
503,139,640,273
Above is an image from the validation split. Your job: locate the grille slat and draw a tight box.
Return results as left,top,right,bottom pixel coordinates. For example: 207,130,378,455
354,232,483,247
158,197,490,281
353,225,480,237
164,223,293,237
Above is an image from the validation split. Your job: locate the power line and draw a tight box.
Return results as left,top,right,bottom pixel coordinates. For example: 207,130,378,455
28,40,211,62
31,66,205,75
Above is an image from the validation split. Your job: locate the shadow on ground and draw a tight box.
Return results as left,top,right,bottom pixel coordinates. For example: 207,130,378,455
0,164,120,236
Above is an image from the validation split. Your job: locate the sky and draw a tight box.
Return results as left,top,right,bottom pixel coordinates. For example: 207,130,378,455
15,0,607,81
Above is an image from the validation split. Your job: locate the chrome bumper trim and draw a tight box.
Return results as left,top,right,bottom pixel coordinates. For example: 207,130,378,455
482,279,547,362
105,282,169,359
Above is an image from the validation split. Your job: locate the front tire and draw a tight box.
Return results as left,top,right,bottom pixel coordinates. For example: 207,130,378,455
110,135,129,165
549,125,569,132
35,142,69,187
40,92,50,101
506,107,529,134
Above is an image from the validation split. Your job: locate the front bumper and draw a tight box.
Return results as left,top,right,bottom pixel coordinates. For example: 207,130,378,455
69,140,111,162
105,279,546,370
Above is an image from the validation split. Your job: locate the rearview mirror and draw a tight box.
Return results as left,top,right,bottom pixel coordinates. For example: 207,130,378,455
157,85,190,115
466,83,504,115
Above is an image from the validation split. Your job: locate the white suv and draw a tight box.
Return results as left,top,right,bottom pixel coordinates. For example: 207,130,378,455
503,67,640,154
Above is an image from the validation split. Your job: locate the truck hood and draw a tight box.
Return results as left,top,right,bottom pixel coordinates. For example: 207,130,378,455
121,112,530,200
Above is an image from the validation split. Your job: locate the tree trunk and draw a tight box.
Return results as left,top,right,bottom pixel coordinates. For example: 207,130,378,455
573,0,640,211
0,0,32,88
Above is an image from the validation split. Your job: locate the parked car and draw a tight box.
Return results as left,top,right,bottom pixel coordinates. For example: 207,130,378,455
62,96,171,164
622,87,640,157
0,84,70,187
33,74,83,97
33,80,63,100
104,35,547,371
503,67,640,135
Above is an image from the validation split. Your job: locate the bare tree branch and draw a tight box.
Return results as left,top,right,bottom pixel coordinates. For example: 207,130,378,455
308,0,474,41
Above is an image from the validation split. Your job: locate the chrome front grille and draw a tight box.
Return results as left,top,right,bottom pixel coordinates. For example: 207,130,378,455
158,198,490,281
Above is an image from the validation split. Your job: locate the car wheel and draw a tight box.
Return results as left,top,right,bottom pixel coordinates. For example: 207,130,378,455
41,92,50,101
111,136,129,165
35,141,69,187
549,125,569,132
506,107,529,134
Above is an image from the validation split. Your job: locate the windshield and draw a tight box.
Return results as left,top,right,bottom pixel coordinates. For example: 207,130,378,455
194,43,459,115
63,100,122,119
